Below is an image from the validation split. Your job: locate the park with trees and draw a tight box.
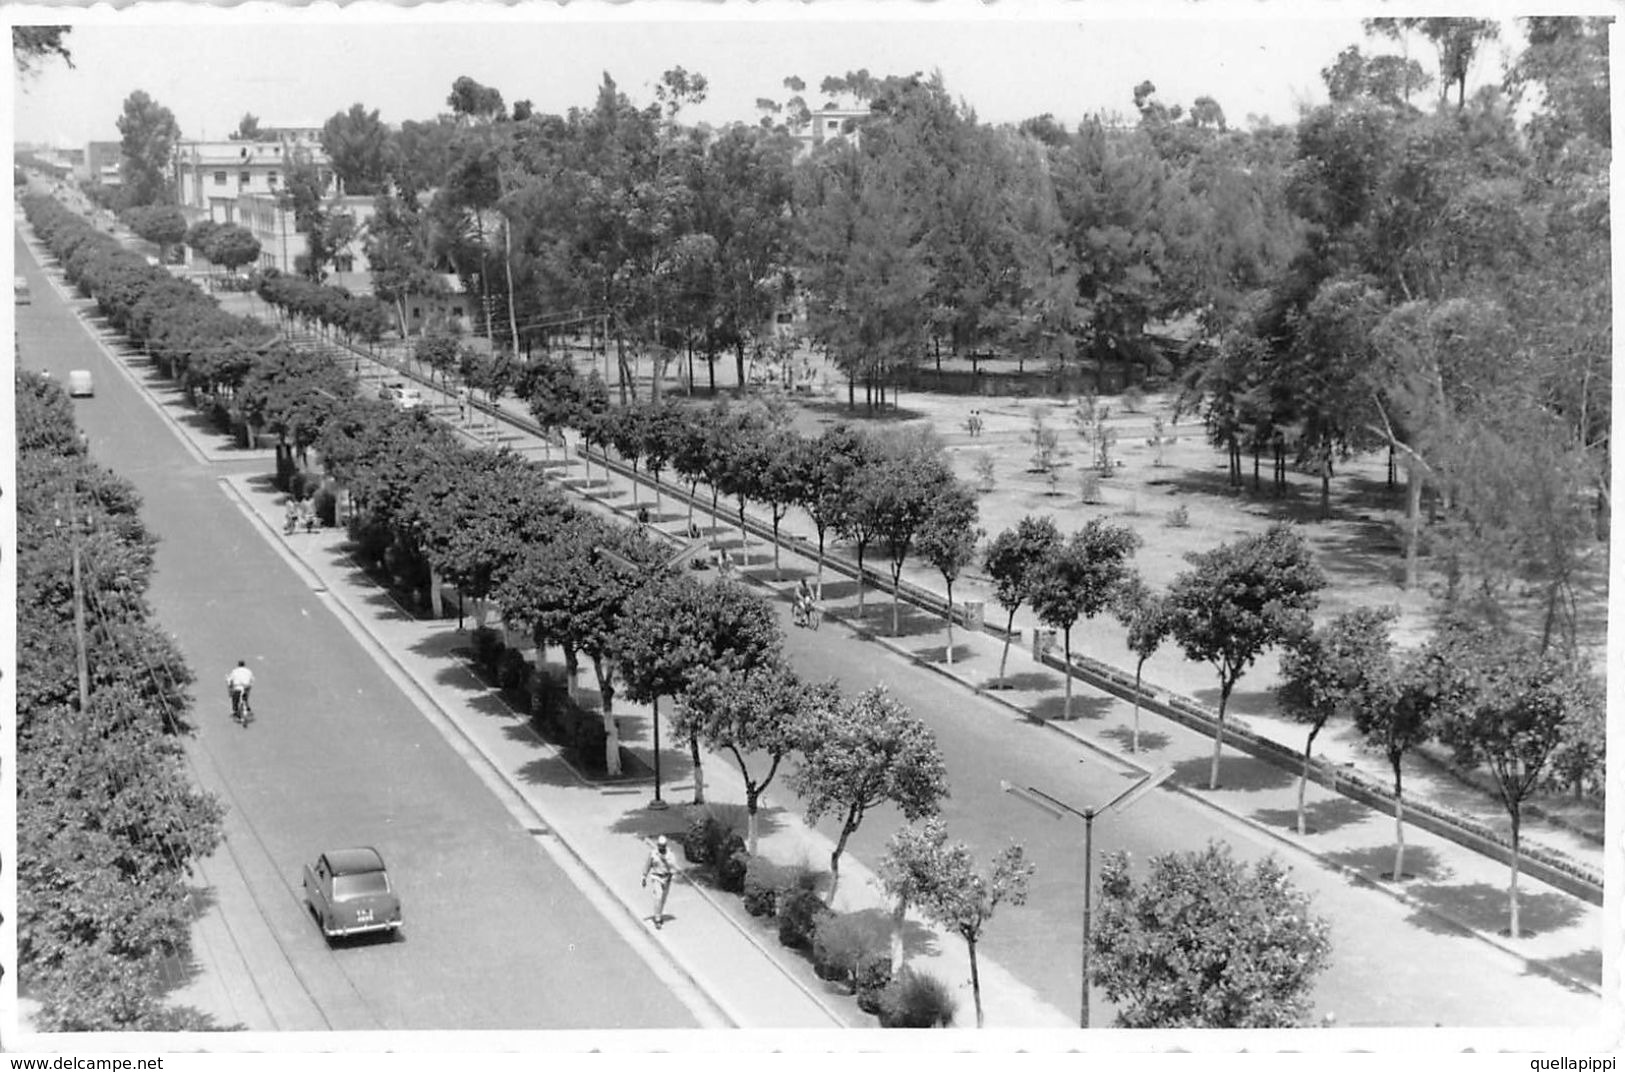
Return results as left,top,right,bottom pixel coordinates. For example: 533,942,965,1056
13,15,1608,1030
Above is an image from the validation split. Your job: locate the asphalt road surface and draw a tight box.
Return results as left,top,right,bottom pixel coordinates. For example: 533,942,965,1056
15,229,699,1031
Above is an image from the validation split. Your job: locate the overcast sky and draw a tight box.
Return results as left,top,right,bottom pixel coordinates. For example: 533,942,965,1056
6,4,1552,148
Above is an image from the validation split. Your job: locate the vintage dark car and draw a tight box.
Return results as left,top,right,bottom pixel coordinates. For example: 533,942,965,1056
303,847,402,942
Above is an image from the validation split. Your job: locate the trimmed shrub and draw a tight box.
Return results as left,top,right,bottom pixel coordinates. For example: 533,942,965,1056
682,813,734,866
877,968,957,1028
854,955,894,1013
716,835,749,894
776,885,831,952
497,647,530,692
527,668,570,734
469,626,505,677
561,706,608,772
347,513,392,570
742,857,790,918
312,485,338,526
813,911,891,989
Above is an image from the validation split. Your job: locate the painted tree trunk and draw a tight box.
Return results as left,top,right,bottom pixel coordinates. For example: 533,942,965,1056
892,572,902,636
1392,757,1407,880
1131,664,1144,752
689,730,705,805
855,547,867,618
737,499,749,567
1063,629,1074,720
429,567,444,620
815,529,827,601
1209,679,1232,790
772,514,783,580
890,896,908,974
745,792,761,856
1509,809,1522,939
968,937,984,1028
1298,723,1322,836
593,659,622,777
999,608,1017,682
944,581,956,665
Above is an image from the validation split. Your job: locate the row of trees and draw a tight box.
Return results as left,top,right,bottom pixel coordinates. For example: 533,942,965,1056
310,385,1048,1025
511,355,985,636
1276,605,1602,938
22,194,369,464
16,371,226,1030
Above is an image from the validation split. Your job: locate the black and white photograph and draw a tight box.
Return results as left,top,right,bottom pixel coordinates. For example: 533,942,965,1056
3,2,1616,1060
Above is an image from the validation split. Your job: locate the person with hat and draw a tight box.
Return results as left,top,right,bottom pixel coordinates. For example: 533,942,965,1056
641,834,676,929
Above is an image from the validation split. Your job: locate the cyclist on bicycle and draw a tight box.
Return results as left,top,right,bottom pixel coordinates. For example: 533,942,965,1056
793,578,816,627
227,660,255,722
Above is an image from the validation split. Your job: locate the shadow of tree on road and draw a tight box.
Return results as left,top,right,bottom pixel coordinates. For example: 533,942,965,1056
1320,843,1452,883
1099,724,1172,754
1251,796,1371,837
1523,948,1603,990
1170,751,1297,793
1402,880,1586,940
1027,692,1114,722
983,671,1061,693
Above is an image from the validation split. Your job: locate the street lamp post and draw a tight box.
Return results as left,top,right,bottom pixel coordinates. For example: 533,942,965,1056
1001,765,1174,1028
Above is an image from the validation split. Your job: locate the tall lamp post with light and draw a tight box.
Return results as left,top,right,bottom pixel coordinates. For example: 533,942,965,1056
595,538,708,809
1001,764,1174,1029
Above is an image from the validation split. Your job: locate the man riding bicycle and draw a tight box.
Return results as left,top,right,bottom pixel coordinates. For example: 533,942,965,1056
793,578,819,629
227,660,255,723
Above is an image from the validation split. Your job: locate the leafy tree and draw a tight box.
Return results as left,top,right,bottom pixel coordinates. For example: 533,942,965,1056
1365,17,1501,109
796,423,874,600
797,143,931,410
1356,642,1443,882
914,481,983,665
618,573,781,805
363,191,448,336
790,686,949,902
116,90,180,207
13,25,72,76
231,112,269,142
680,660,839,852
1027,520,1140,721
322,102,393,197
1275,606,1397,836
884,819,1034,1028
447,75,507,122
865,426,957,635
1092,842,1332,1028
1167,524,1325,790
125,204,187,263
983,515,1063,683
204,223,262,273
1114,579,1172,753
495,516,660,775
184,219,220,262
1431,618,1597,938
745,423,806,581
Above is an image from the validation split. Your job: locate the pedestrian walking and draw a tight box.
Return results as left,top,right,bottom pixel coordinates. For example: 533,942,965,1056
641,835,676,929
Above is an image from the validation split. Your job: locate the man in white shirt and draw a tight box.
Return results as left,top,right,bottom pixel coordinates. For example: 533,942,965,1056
226,660,255,722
